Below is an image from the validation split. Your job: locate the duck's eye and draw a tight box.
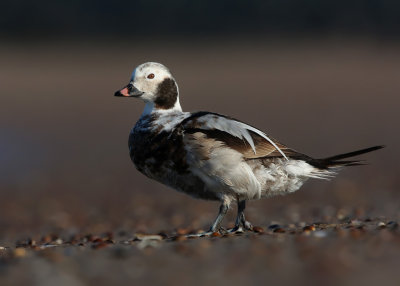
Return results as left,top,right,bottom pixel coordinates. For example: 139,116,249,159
147,73,155,79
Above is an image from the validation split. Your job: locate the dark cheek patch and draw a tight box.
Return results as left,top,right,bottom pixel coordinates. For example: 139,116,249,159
154,78,178,109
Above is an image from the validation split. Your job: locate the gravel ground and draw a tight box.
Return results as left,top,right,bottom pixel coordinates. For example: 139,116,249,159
1,214,400,286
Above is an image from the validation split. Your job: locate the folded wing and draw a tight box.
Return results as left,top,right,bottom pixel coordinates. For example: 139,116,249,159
180,112,299,160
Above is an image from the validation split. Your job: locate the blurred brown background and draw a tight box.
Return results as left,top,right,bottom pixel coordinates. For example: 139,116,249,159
1,1,400,285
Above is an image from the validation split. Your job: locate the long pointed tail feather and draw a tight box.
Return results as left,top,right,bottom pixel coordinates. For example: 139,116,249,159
310,145,384,169
323,146,384,161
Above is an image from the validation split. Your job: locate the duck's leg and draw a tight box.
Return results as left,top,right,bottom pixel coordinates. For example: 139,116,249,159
208,201,230,233
230,200,253,232
185,199,230,238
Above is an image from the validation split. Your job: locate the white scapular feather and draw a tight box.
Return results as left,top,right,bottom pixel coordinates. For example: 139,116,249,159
237,122,289,160
197,115,289,160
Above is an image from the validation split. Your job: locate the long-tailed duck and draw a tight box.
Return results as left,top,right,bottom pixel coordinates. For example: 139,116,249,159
114,62,383,234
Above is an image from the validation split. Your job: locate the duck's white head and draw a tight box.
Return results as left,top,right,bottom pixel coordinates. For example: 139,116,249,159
115,62,182,114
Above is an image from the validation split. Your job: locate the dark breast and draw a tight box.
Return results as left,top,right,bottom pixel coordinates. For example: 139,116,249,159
128,118,218,201
129,127,188,176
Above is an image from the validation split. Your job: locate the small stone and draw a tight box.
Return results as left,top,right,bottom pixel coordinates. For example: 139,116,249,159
377,222,386,229
273,228,285,233
211,232,222,237
54,238,63,245
303,225,315,232
268,224,281,230
173,235,187,241
253,226,264,233
134,234,163,241
350,220,363,227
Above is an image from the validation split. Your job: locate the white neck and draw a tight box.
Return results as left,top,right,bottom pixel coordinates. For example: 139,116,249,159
141,98,183,117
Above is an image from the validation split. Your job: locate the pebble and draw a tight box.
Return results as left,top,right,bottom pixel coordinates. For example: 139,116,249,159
173,235,187,241
132,234,164,249
211,232,222,237
54,238,63,245
253,226,264,233
377,222,386,229
268,224,281,230
303,225,316,232
134,234,163,241
273,228,286,233
350,220,363,227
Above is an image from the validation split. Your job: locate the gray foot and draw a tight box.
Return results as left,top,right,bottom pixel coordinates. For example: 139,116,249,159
229,200,254,233
228,220,254,233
